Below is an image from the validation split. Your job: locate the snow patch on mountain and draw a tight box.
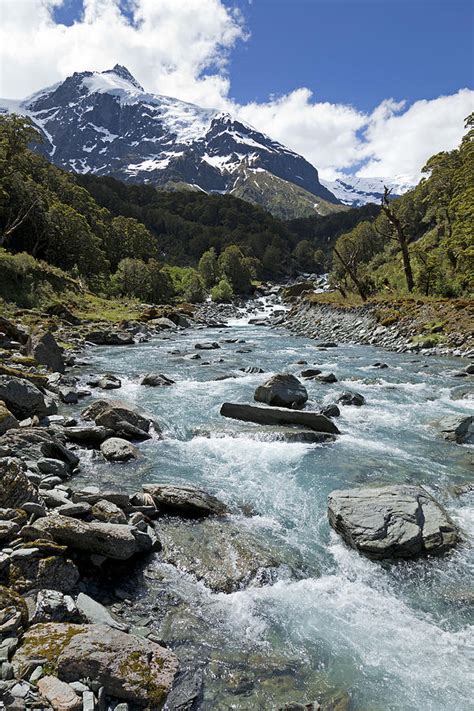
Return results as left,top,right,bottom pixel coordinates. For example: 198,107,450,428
321,175,415,206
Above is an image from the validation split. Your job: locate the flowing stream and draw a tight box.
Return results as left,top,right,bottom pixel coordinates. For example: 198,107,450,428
70,306,473,710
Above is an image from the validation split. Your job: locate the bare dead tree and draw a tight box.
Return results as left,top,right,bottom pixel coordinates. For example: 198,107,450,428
333,244,368,301
0,198,38,246
381,186,414,292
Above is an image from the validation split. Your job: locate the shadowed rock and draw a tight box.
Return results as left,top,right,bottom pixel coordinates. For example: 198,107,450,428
143,483,228,518
220,403,339,434
254,373,308,409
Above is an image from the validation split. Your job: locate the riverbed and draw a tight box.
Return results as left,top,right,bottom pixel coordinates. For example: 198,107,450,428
70,311,473,710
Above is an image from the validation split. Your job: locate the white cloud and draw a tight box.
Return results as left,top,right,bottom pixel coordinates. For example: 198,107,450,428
0,0,472,183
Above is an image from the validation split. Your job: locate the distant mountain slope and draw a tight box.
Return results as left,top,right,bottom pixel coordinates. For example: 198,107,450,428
0,64,339,215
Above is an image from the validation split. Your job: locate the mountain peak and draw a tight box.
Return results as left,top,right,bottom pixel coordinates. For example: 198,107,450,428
103,64,144,91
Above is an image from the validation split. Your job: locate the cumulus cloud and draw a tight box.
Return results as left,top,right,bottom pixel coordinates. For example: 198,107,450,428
0,0,472,182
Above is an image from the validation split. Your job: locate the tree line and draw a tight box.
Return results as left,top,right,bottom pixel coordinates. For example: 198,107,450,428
329,114,473,299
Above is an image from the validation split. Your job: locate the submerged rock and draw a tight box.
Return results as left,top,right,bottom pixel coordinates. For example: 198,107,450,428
142,483,228,518
328,484,459,560
13,623,178,706
159,518,302,593
221,403,339,434
254,374,308,409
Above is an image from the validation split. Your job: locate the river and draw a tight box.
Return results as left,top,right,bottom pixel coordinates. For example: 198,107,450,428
69,305,473,710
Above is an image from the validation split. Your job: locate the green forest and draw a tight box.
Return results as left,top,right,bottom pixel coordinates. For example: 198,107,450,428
0,112,472,309
329,114,473,300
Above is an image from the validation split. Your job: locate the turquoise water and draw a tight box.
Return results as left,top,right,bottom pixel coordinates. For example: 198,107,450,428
71,316,473,710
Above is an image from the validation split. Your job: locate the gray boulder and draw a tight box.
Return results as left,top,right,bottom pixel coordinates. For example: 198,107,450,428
0,457,41,509
337,391,365,407
75,593,129,632
0,401,19,435
194,342,220,350
98,374,122,390
63,425,113,444
82,399,156,438
320,404,340,418
254,374,308,409
27,331,65,373
100,437,139,462
328,484,459,559
300,368,322,379
141,373,175,387
0,428,79,471
31,589,80,624
0,376,57,419
85,330,134,345
142,483,228,518
30,515,157,560
13,623,178,706
317,372,338,383
437,415,474,444
91,499,127,524
220,402,339,434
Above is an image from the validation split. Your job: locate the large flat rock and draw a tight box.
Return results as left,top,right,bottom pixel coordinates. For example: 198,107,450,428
328,484,459,560
220,402,339,434
13,623,178,706
30,515,155,560
143,483,228,518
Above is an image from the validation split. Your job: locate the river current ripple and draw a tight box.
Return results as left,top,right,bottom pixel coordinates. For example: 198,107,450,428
70,309,473,710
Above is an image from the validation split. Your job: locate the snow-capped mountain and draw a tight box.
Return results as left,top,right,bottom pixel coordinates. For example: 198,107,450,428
0,65,338,208
321,175,414,207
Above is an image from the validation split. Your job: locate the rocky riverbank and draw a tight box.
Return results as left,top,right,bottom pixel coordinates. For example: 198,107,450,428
277,295,474,357
0,290,473,710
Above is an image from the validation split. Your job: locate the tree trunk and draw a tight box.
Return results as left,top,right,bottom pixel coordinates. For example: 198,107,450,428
382,188,414,292
333,247,367,301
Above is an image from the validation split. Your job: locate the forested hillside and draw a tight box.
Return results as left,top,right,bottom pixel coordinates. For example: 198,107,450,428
329,114,473,299
1,112,471,310
0,113,373,307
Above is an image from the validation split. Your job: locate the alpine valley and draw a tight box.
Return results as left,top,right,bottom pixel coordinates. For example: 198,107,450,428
0,65,406,217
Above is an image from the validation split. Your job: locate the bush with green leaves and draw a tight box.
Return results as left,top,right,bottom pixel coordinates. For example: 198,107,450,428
211,278,233,303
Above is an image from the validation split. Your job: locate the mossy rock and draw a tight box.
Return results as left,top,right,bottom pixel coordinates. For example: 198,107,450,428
0,363,48,387
0,585,29,627
12,623,83,677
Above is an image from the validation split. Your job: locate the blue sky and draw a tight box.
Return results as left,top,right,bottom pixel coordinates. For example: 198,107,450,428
52,0,473,112
1,0,472,181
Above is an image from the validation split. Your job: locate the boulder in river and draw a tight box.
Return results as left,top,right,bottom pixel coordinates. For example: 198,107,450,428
100,437,139,462
337,391,365,407
13,623,178,706
142,483,228,518
0,375,57,420
81,399,157,438
221,402,339,434
141,373,175,387
63,425,113,445
320,404,341,418
239,366,264,374
30,515,157,560
300,368,322,379
437,415,473,445
254,374,308,409
328,484,459,559
27,331,65,373
85,330,134,345
316,372,338,383
195,342,220,350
